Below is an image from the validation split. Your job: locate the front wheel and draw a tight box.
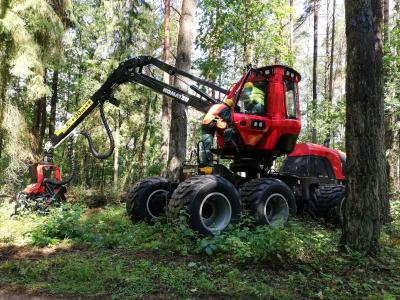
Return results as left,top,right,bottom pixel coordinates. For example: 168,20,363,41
240,178,296,226
167,175,241,235
125,177,174,222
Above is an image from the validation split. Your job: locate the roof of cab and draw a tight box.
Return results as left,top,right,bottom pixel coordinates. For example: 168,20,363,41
288,143,340,158
255,65,301,81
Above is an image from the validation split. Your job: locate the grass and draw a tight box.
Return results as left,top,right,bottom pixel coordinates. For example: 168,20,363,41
0,199,399,299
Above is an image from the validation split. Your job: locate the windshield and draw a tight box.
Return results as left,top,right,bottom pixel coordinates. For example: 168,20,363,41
285,80,298,119
236,80,267,116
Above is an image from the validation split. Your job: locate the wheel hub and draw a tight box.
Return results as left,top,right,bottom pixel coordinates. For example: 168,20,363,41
146,189,168,218
263,193,289,227
199,192,232,233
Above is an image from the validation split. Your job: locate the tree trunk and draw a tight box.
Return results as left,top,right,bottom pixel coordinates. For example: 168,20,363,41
32,99,44,154
49,69,59,136
289,0,293,53
113,111,121,192
341,0,387,254
138,98,153,177
381,0,391,223
191,110,199,151
32,70,47,154
383,0,389,41
167,0,196,180
39,95,46,144
161,0,171,169
75,34,83,106
312,0,318,143
82,153,89,186
243,2,251,65
324,0,330,100
328,0,336,103
32,99,41,147
0,38,11,157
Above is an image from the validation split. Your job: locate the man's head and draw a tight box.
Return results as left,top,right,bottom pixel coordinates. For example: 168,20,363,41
223,98,234,107
243,82,254,89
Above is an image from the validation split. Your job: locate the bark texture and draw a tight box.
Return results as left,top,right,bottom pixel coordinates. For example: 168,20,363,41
381,0,391,223
161,0,171,168
328,0,336,103
49,69,59,136
289,0,293,53
342,0,387,254
113,111,121,192
167,0,196,180
383,0,389,41
32,70,47,155
312,0,318,143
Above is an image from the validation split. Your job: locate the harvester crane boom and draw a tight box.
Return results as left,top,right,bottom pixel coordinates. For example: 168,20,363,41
44,56,227,152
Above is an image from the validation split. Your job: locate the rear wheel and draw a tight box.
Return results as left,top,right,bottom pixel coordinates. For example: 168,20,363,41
240,178,296,226
167,175,241,235
312,184,345,222
125,177,173,222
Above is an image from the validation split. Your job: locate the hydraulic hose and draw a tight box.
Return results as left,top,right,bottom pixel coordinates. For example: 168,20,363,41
80,102,115,160
43,138,76,186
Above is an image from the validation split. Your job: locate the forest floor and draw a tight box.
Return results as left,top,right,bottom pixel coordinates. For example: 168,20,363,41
0,195,399,300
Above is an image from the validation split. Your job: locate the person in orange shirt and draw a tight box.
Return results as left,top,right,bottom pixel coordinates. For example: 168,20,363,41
200,98,234,165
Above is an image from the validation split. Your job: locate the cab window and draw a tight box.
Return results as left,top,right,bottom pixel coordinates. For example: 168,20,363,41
281,156,309,176
285,80,298,119
310,157,335,179
236,80,267,116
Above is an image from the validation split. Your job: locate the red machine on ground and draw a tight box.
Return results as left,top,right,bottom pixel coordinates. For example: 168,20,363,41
15,140,73,214
18,55,345,233
15,162,66,214
280,143,346,220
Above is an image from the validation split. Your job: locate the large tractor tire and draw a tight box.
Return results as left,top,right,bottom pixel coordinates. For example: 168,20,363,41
311,184,345,222
125,177,174,222
167,175,241,236
240,178,296,227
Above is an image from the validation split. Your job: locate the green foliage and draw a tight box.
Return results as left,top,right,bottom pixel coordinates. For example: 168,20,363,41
196,217,339,263
0,201,400,298
29,205,84,246
196,0,293,85
28,204,197,254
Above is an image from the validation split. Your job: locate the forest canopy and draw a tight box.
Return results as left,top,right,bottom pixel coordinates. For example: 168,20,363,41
0,0,398,191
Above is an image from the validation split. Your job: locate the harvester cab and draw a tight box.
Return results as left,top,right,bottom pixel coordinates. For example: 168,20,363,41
206,65,301,176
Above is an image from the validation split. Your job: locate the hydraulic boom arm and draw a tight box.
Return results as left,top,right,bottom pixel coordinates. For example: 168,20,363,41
44,56,227,152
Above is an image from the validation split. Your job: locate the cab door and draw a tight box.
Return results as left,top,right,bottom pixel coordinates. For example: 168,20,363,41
232,76,270,146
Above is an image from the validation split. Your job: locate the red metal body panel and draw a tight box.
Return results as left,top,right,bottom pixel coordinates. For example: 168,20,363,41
288,143,345,180
23,163,62,195
215,66,301,153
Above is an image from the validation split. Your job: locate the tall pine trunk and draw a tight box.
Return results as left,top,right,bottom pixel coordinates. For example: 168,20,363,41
49,69,59,136
381,0,391,223
342,0,386,254
167,0,196,180
138,98,153,177
289,0,293,53
324,0,330,100
161,0,171,169
383,0,389,40
32,70,47,155
312,0,318,143
113,111,121,192
328,0,336,103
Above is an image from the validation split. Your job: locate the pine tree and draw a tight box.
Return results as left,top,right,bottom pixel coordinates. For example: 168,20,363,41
167,0,196,180
342,0,386,254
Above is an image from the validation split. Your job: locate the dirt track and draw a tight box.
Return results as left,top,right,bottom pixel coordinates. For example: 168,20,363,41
0,288,90,300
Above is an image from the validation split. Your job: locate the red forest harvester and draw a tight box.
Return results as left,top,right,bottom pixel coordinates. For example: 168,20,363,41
18,56,345,233
14,140,73,214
